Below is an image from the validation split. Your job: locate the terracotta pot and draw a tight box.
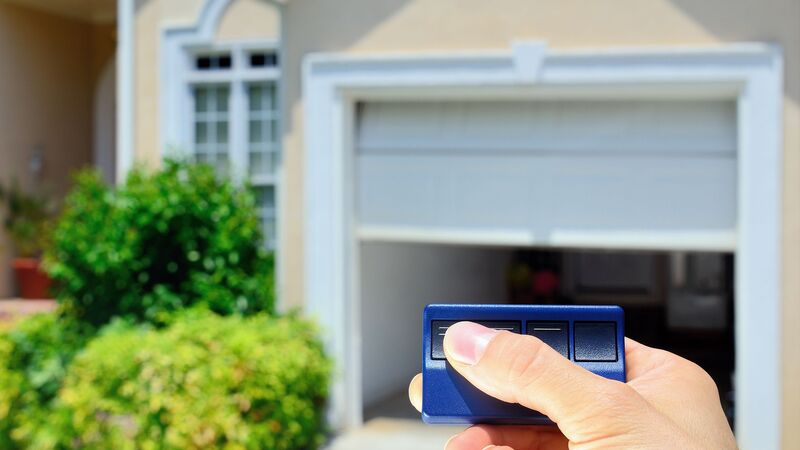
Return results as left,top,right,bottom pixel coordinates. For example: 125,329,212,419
12,258,53,299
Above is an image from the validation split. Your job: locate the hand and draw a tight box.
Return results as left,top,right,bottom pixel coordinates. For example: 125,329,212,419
408,321,736,450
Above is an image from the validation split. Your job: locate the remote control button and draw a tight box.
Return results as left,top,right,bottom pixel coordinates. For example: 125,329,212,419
431,320,521,360
526,321,569,358
574,322,618,362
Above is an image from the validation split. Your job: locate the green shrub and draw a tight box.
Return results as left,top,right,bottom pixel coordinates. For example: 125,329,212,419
0,313,94,448
51,312,330,450
46,160,275,326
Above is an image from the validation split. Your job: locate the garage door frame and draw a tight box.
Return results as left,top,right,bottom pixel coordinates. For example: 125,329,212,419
302,42,783,448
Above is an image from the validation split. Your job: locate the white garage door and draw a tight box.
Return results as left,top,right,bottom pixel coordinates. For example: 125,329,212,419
356,99,737,251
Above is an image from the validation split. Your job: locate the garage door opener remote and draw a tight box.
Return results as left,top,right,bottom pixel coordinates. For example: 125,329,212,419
422,304,626,425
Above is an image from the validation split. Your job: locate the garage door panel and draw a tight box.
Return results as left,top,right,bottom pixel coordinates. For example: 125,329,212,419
359,100,737,155
356,100,737,250
359,154,735,228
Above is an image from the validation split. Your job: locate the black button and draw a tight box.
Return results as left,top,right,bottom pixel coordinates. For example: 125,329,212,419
431,320,521,360
527,321,569,358
574,322,618,362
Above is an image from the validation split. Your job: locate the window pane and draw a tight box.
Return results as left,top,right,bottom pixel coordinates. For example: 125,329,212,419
216,86,229,112
253,185,276,248
195,122,208,144
269,149,279,170
248,151,269,177
216,122,228,143
195,53,232,71
196,56,212,70
247,82,279,178
193,85,230,172
250,53,265,67
215,154,229,173
249,120,263,143
264,218,276,248
265,84,276,111
249,85,263,112
249,52,277,68
195,89,209,112
269,120,277,142
254,186,275,209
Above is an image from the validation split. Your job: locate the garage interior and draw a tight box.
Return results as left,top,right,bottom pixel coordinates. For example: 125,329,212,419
359,243,735,428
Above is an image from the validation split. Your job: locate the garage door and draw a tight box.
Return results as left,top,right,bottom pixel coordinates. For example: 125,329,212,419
356,99,737,251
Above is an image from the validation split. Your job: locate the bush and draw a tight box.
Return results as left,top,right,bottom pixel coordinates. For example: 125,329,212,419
0,313,94,449
51,312,331,450
46,160,275,326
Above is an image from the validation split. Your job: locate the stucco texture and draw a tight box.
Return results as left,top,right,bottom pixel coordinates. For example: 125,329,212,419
0,4,114,297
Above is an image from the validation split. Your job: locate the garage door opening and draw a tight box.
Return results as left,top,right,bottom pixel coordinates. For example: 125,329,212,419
306,46,782,444
360,243,735,427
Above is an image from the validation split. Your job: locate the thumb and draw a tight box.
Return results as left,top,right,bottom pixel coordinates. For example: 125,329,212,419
443,321,646,441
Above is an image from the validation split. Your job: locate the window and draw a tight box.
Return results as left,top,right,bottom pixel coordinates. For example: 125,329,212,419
249,52,278,68
195,53,232,70
193,85,229,173
187,47,280,249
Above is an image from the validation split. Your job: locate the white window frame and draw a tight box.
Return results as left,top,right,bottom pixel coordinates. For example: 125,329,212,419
172,42,280,179
161,0,282,251
303,42,783,449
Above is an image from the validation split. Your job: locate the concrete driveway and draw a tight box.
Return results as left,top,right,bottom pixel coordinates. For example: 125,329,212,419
327,418,465,450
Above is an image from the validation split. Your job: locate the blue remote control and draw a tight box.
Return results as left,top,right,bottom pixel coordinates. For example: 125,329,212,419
422,304,626,425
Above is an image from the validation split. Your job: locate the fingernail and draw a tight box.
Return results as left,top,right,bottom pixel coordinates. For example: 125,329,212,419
444,322,498,365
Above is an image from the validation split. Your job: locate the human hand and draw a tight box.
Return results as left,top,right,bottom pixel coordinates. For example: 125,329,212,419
408,321,736,450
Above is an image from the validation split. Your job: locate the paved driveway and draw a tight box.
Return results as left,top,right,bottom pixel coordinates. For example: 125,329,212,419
327,418,465,450
0,299,56,324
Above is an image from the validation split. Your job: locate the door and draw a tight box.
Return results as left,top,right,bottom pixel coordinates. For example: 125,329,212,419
356,99,737,251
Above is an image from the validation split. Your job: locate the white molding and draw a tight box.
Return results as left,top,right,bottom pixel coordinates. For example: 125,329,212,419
115,0,135,183
512,41,547,82
303,43,784,447
358,226,737,252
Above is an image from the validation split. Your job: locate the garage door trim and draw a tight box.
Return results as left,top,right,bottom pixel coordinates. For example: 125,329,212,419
303,43,783,450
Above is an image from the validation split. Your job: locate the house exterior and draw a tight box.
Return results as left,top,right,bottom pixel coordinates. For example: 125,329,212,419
0,0,798,448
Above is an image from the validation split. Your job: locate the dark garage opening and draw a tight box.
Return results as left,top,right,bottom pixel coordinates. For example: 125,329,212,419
360,243,735,427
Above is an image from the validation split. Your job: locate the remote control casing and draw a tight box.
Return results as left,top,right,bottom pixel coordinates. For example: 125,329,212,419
422,304,625,425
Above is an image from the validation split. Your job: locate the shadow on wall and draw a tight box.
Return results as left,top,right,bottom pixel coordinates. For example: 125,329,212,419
668,0,798,101
282,0,798,138
281,0,412,134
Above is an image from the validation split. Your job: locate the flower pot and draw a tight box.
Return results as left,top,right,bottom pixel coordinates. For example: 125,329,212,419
12,258,52,299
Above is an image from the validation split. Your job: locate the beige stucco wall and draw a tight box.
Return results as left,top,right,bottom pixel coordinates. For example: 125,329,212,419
215,0,279,41
133,0,205,167
131,0,799,446
0,4,112,297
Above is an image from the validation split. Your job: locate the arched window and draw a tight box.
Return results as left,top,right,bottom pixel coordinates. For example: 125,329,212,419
162,0,281,249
